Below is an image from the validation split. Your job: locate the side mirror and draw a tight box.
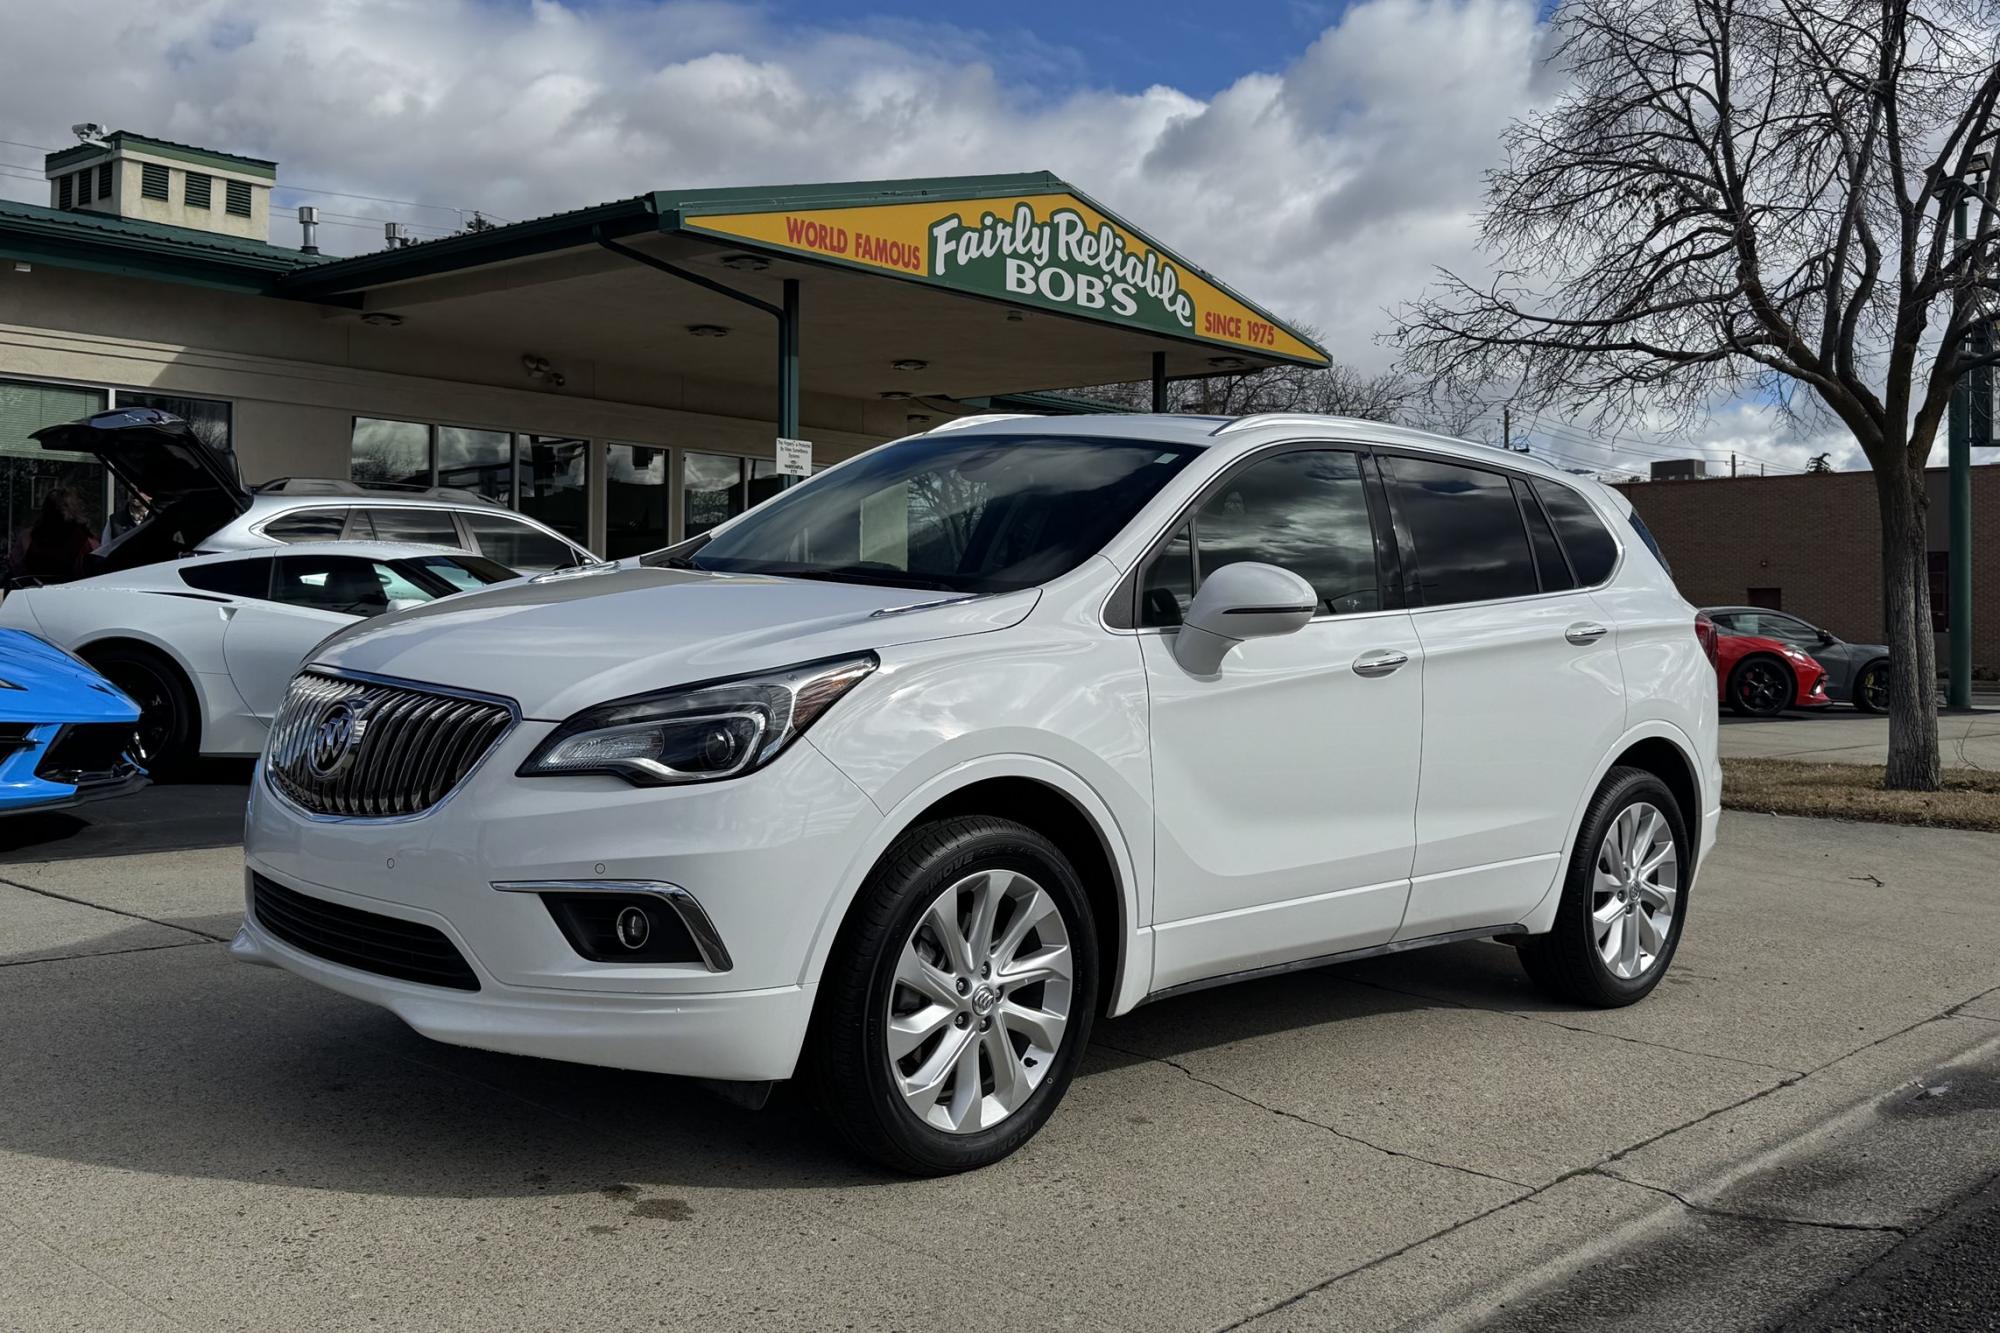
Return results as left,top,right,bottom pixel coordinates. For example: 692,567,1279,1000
1173,561,1317,675
1817,630,1836,647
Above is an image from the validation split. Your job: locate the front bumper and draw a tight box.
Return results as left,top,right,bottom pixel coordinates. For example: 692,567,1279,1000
240,722,882,1081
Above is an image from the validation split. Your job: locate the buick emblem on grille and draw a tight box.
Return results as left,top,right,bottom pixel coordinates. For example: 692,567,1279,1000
304,696,374,780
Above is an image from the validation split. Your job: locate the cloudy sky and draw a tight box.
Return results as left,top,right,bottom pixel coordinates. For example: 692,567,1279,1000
0,0,1858,473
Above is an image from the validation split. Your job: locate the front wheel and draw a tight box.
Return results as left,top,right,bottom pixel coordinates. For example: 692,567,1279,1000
1852,660,1889,714
1517,767,1688,1007
805,816,1099,1175
1726,655,1792,717
84,644,198,776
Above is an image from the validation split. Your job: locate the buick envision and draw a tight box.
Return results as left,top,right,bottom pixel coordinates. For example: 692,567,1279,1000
234,413,1720,1174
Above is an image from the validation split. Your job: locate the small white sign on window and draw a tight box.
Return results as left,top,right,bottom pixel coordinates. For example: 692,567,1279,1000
775,437,813,477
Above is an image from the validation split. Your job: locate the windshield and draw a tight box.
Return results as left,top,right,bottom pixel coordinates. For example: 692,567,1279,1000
678,434,1201,593
397,553,519,595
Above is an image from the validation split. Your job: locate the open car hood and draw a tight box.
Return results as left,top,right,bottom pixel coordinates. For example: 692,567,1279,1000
30,408,250,577
32,407,246,503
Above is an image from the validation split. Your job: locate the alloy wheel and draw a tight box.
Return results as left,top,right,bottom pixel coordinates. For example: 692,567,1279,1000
1591,801,1679,980
1860,665,1888,711
1736,661,1788,714
885,868,1074,1135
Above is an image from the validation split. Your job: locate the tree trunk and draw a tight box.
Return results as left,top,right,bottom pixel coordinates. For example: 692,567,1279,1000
1876,460,1942,790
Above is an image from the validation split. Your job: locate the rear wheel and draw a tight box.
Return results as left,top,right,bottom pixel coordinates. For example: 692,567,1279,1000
1517,767,1688,1007
805,816,1098,1175
1726,654,1792,717
82,644,198,776
1852,660,1889,714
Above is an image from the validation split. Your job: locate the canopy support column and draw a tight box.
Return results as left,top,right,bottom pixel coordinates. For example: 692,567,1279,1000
1151,352,1167,413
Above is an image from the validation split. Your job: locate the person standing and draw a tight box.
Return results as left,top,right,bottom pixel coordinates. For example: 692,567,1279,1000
10,488,99,583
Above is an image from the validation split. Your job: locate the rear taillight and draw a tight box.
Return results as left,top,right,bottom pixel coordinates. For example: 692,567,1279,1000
1694,612,1719,670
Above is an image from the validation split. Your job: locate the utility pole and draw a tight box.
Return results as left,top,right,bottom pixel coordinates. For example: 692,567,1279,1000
1946,156,1985,711
1502,405,1511,451
1731,453,1738,478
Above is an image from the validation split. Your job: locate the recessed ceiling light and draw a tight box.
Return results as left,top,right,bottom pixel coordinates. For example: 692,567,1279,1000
878,390,912,400
687,324,730,338
906,413,932,425
720,253,771,272
1208,355,1248,370
891,358,928,372
360,311,404,327
1004,309,1025,323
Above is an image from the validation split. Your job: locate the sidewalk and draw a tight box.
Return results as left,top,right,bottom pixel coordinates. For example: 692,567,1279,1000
3,812,1999,1331
1721,709,2000,767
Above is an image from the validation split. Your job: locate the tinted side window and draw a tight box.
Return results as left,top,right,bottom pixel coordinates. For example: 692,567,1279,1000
1534,481,1619,585
261,509,348,543
273,555,393,618
1513,479,1575,593
1141,449,1380,627
461,511,578,570
1387,458,1538,605
180,557,272,599
357,507,460,548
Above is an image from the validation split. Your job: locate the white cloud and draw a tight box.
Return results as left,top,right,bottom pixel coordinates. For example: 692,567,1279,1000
0,0,1836,472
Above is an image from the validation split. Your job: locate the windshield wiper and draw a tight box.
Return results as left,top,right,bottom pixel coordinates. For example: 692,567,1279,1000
738,563,964,593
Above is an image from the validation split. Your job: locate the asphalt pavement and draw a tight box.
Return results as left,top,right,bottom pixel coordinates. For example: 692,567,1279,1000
1720,707,2000,767
4,808,2000,1331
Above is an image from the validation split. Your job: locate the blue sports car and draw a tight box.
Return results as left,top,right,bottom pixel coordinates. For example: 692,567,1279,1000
0,628,147,814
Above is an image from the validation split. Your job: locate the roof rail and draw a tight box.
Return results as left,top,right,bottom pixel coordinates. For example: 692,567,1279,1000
925,413,1041,434
251,477,505,504
1209,413,1351,436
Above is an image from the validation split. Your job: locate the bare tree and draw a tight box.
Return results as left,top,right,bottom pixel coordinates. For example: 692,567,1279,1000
1077,323,1424,421
1391,0,1999,790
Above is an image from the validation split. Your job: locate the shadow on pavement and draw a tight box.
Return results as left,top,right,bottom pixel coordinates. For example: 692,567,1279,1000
0,759,253,864
0,923,1508,1195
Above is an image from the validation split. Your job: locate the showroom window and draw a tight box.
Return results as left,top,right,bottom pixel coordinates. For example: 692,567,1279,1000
0,379,110,566
516,436,588,544
436,426,511,503
350,419,599,550
682,452,786,538
607,443,671,558
351,418,433,487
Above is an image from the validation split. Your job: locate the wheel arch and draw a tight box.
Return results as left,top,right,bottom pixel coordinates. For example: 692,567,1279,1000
1523,721,1709,935
800,755,1146,1017
1728,649,1796,703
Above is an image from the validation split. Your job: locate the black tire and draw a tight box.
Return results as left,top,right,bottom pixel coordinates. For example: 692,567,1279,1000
1516,767,1689,1008
82,643,199,777
1726,654,1792,717
1852,659,1890,714
804,815,1099,1176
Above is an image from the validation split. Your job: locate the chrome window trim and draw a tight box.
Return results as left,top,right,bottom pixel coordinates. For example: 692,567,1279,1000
491,879,734,973
262,667,522,825
1099,436,1631,635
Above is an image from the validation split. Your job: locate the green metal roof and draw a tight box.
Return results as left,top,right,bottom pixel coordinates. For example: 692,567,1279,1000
46,131,278,180
0,199,323,294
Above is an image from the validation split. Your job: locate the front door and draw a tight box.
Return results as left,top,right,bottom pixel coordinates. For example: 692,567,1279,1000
1139,447,1423,993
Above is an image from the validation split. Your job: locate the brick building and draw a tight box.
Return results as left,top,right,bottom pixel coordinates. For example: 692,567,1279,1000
1615,464,2000,674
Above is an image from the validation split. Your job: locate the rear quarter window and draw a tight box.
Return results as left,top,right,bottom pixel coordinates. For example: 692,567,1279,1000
1532,480,1621,585
180,557,272,599
261,509,349,543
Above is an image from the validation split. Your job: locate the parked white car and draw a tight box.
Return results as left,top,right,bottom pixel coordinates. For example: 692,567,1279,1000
0,542,517,771
27,407,595,575
233,413,1720,1174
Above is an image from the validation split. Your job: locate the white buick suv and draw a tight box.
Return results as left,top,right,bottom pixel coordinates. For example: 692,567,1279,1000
235,413,1720,1174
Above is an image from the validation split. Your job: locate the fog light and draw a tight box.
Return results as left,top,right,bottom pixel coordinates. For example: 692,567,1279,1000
615,904,652,950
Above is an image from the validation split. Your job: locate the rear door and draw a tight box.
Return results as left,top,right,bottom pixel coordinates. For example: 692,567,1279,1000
1382,454,1628,938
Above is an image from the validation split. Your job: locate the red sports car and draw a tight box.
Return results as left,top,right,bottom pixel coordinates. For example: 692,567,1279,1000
1710,625,1831,717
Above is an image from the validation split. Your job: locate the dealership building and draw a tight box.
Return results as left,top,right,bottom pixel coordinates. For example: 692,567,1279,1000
0,129,1327,560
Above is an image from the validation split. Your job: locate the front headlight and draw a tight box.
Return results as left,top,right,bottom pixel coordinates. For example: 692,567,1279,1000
518,653,877,787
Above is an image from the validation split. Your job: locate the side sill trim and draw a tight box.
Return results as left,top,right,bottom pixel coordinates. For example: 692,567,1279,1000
1138,923,1526,1006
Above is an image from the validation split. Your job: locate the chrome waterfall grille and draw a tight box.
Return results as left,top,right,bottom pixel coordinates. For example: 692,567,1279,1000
266,671,515,818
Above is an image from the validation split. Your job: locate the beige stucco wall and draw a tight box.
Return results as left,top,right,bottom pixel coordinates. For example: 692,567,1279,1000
1,261,908,549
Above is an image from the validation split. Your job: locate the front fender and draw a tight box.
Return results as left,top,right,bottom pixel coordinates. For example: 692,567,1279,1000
797,749,1152,1017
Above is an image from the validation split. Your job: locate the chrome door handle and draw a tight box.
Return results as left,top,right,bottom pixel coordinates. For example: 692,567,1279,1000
1352,649,1410,678
1565,622,1609,645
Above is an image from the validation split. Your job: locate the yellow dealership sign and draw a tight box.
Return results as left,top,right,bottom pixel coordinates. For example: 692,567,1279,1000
681,192,1328,367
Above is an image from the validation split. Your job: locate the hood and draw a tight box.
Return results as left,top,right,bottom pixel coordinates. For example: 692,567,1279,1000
0,630,142,723
33,407,245,503
310,565,1040,719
